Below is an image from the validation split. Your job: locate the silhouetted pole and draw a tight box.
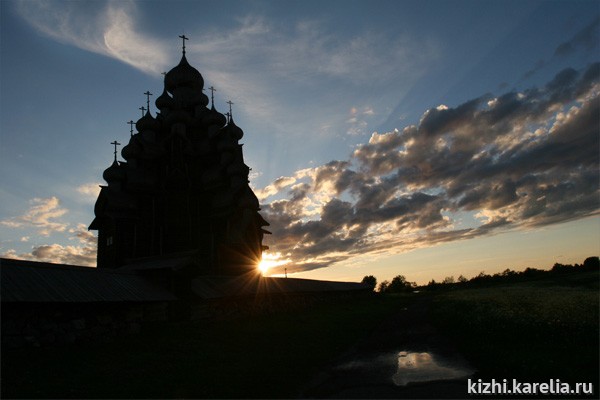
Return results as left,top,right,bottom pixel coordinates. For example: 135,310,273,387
285,268,287,278
139,106,146,117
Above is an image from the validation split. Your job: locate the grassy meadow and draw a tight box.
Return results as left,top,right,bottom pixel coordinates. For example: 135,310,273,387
429,270,599,388
1,295,407,399
2,269,598,398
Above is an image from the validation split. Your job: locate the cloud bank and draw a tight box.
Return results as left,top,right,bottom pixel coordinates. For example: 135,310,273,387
1,197,97,266
259,63,600,274
1,197,68,236
2,224,97,267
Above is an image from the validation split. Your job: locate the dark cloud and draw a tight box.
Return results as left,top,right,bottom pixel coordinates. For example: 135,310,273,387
522,59,545,81
261,63,600,274
418,97,485,137
554,17,600,57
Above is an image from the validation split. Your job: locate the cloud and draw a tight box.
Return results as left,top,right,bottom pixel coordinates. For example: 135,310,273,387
521,16,599,82
76,182,102,198
185,15,437,136
15,3,437,144
259,63,600,274
554,17,600,57
1,197,68,236
14,0,169,74
255,176,297,201
1,224,97,266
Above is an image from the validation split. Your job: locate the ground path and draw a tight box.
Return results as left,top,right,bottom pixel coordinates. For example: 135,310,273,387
299,295,475,399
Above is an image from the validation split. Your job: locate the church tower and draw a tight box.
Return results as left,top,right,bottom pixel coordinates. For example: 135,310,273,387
89,36,270,276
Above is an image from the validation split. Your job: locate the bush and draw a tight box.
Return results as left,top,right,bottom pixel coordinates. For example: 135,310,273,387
361,275,377,292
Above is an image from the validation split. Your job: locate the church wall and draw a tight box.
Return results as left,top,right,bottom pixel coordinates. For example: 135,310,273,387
97,222,117,268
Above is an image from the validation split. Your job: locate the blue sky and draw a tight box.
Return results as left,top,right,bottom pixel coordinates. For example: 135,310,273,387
1,0,598,284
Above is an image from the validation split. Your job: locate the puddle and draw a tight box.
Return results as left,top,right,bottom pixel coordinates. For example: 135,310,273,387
336,350,474,387
392,351,474,386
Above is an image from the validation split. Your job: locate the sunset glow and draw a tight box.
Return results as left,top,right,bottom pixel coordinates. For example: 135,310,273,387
258,252,291,275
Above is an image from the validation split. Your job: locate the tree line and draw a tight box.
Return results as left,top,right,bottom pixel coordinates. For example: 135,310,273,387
361,256,599,293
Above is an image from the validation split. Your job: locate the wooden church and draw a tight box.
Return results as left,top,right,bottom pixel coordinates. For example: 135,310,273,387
89,35,270,276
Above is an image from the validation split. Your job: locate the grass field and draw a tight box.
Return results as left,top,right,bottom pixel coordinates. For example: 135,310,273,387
2,270,598,398
1,295,407,399
428,270,599,389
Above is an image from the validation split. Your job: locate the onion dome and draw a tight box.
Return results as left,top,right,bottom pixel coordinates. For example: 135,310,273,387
227,117,244,140
164,54,204,94
199,92,210,107
103,160,125,183
202,105,227,128
121,136,142,161
136,110,160,133
155,88,174,111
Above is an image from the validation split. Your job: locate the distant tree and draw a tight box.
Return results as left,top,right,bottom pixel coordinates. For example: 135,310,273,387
378,280,390,293
551,263,573,273
442,276,455,284
387,275,416,292
470,271,491,286
476,271,490,279
522,267,543,278
426,279,440,291
583,256,599,270
361,275,377,292
458,275,468,284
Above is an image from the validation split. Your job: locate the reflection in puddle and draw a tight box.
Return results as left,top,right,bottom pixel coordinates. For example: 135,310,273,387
392,351,474,386
336,350,474,387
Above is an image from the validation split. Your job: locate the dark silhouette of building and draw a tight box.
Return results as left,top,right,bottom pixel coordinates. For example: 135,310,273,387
1,37,370,350
89,37,270,275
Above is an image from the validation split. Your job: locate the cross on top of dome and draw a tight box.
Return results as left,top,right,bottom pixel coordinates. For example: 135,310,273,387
144,91,153,112
179,34,188,55
110,140,121,162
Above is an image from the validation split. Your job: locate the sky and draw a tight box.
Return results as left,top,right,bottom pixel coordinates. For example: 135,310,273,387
1,0,599,285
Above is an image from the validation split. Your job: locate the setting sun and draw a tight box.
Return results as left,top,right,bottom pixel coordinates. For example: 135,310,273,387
257,252,290,275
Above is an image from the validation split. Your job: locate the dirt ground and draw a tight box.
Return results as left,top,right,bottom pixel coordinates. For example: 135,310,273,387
298,296,475,399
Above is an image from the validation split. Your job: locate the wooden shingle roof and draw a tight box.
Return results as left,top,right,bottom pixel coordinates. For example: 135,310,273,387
0,258,178,303
191,275,369,299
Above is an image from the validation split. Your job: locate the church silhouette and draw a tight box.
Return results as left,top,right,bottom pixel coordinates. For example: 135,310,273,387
1,36,368,349
89,35,270,275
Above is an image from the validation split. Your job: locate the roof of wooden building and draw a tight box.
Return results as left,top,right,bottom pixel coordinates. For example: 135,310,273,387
191,275,369,299
1,258,369,304
0,258,178,303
